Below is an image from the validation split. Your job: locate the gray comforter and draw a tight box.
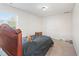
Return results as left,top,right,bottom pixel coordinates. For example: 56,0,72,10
22,35,54,56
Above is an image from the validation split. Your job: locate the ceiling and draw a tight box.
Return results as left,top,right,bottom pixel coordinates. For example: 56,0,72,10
6,3,74,17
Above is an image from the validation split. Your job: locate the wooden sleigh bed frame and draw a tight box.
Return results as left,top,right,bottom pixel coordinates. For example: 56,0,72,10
0,24,22,56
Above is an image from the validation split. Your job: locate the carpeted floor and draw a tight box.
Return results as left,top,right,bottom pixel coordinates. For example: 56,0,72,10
46,40,77,56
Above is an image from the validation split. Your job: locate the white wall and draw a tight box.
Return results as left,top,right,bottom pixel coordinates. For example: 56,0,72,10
72,4,79,55
0,4,73,41
0,4,42,37
42,13,72,40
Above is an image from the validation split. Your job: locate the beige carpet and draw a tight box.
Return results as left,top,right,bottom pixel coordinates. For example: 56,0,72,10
46,40,77,56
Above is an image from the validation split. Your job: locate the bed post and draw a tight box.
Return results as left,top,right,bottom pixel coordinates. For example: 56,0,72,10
17,31,22,56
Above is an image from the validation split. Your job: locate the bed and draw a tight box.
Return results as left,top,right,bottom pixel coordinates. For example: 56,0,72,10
22,34,54,56
0,24,54,56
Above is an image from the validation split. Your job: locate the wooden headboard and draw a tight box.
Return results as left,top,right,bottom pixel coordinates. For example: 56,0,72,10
35,32,42,36
0,24,22,56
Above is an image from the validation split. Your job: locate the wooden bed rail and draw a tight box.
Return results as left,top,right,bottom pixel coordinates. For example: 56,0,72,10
17,31,22,56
